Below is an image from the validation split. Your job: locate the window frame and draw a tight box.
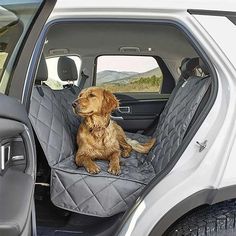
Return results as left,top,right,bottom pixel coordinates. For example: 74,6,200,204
93,54,175,95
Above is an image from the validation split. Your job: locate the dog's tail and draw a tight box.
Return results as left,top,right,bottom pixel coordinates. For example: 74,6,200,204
126,138,156,154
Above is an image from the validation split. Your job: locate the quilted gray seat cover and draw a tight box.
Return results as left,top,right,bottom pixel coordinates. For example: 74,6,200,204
29,76,211,217
147,77,211,171
29,86,75,166
53,86,81,145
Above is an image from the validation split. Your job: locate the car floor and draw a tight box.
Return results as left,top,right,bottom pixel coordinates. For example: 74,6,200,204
35,186,122,236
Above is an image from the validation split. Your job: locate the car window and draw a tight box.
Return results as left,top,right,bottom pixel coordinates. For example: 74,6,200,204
45,56,81,90
95,55,163,93
0,0,43,94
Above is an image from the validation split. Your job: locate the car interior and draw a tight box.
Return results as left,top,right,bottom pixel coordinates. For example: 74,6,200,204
29,21,213,235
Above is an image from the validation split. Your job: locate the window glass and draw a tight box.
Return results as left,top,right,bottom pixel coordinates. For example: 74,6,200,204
96,56,163,93
0,52,8,77
45,56,81,90
0,0,43,94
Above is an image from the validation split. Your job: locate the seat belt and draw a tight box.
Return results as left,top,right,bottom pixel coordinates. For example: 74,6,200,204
63,69,89,95
78,68,89,91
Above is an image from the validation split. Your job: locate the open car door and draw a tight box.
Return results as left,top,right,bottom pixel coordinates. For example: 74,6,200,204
0,1,56,235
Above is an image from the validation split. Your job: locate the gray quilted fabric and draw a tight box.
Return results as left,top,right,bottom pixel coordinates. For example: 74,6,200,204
29,76,210,217
29,85,75,166
148,77,211,173
51,152,155,216
53,86,81,145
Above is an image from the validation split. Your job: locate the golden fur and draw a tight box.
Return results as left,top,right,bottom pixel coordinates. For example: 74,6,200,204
72,87,155,175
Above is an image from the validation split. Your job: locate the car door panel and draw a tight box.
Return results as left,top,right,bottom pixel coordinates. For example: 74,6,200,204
0,168,34,236
113,93,170,132
0,94,36,236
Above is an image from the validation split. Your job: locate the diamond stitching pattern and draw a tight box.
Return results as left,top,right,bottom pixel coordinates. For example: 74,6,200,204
29,86,75,166
51,168,144,216
148,77,211,173
29,76,210,217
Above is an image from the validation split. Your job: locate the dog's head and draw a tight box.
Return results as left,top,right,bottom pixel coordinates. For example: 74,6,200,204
72,87,119,117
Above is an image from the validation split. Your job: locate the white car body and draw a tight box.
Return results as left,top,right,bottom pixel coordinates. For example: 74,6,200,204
0,0,236,236
28,1,236,235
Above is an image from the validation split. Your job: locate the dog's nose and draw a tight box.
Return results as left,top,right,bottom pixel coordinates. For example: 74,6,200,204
72,101,77,108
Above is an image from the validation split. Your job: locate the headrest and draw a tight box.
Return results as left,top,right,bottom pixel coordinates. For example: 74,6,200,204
199,59,210,75
180,57,199,79
36,56,48,82
57,56,78,81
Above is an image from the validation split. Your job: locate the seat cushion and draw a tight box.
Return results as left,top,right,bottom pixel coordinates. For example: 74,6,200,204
50,151,155,217
50,132,155,217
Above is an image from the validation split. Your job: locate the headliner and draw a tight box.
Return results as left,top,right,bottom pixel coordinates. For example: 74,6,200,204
44,21,197,60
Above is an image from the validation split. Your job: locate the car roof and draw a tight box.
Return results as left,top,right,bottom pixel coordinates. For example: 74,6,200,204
54,0,236,13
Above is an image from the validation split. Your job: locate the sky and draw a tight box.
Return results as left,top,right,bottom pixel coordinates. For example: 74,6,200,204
97,56,158,73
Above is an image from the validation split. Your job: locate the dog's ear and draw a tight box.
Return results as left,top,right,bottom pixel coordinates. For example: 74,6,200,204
101,89,119,114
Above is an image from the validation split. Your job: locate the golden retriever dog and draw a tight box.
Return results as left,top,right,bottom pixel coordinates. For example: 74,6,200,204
72,87,155,175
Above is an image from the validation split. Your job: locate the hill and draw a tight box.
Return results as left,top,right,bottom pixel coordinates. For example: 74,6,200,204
97,70,138,85
97,67,163,93
110,67,162,85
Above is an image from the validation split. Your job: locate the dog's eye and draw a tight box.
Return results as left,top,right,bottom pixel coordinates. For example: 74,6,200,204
89,93,96,98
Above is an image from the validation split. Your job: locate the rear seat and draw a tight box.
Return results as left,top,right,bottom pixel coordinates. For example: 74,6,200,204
29,57,211,217
54,56,82,142
29,57,76,166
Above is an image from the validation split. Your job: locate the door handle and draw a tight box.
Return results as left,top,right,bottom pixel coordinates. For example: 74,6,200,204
118,106,131,114
110,115,124,121
1,143,11,171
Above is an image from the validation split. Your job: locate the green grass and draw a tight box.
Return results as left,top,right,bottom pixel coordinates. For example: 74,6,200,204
100,75,163,93
0,52,8,69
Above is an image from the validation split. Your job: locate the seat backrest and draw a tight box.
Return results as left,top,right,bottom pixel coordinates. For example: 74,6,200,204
148,75,211,174
54,56,82,140
29,56,75,166
53,88,81,144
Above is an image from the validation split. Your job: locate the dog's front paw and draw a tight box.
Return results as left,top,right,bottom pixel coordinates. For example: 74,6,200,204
108,164,121,176
86,163,101,174
121,149,131,158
